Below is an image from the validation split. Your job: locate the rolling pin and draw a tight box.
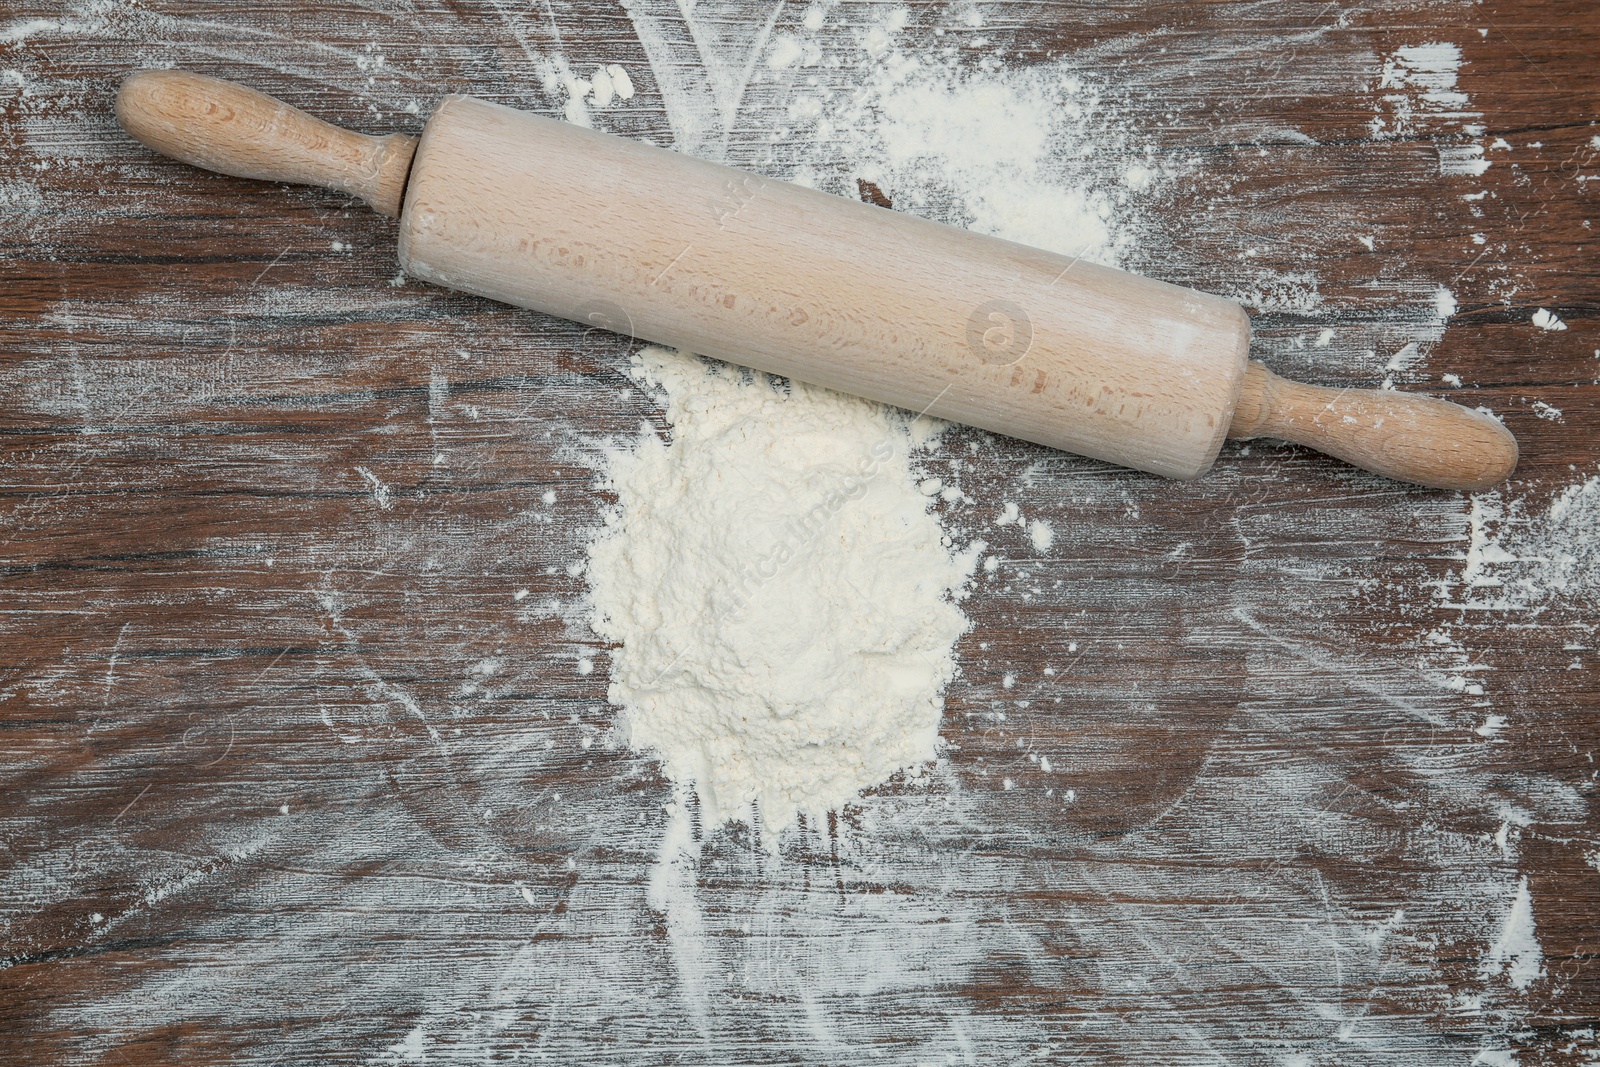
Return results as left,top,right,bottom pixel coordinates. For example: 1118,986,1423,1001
114,70,1519,490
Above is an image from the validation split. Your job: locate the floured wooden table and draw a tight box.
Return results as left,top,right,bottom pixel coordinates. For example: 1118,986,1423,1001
2,1,1597,1063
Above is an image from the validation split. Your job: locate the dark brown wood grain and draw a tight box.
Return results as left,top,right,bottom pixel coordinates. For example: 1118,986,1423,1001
2,1,1597,1064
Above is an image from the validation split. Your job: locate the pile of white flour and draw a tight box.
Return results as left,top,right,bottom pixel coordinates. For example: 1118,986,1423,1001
586,348,974,839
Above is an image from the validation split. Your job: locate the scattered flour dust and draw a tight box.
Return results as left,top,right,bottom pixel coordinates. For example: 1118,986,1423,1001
1443,474,1600,609
585,348,975,843
1482,876,1546,992
1371,41,1490,178
782,40,1156,267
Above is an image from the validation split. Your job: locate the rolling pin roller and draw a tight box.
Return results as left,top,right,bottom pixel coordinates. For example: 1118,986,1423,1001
115,70,1519,491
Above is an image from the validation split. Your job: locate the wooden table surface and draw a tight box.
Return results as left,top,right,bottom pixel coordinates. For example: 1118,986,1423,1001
2,1,1596,1063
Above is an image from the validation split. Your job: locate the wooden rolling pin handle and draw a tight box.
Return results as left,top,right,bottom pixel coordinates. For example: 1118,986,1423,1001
115,70,417,218
1227,361,1518,491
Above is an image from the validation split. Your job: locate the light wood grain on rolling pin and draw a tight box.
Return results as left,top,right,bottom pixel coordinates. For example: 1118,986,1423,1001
398,95,1252,479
